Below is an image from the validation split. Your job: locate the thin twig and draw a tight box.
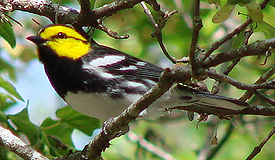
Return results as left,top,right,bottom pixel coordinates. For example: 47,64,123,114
206,123,235,160
253,90,275,107
140,1,176,62
97,19,129,39
240,66,275,101
207,70,275,90
199,18,252,63
140,2,157,27
92,0,143,19
127,131,176,160
211,59,240,94
142,0,178,63
197,119,217,160
246,126,275,160
199,0,271,63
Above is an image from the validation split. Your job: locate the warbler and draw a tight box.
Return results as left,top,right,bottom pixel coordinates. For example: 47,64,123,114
27,24,248,120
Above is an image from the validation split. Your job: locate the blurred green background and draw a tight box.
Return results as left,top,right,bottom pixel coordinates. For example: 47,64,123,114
1,0,275,159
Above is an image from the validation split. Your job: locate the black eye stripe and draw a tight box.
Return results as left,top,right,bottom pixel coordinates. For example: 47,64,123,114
50,35,89,43
52,32,67,39
50,33,89,43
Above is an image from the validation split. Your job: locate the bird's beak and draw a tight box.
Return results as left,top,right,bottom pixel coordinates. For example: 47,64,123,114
26,35,46,44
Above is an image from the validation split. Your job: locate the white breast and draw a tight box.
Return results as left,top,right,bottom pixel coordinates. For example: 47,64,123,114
64,92,142,120
64,86,248,121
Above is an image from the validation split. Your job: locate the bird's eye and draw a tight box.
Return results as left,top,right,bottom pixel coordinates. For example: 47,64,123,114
56,32,67,39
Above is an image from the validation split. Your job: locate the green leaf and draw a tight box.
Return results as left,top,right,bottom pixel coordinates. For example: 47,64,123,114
227,0,241,5
253,21,275,39
0,76,24,101
231,30,245,49
0,22,16,48
0,92,17,111
56,106,100,135
244,0,263,23
8,108,40,145
212,4,236,23
270,0,275,7
238,0,252,5
40,117,74,147
0,110,7,122
0,58,16,81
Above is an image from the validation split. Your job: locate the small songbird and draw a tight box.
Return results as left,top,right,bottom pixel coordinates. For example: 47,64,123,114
27,24,248,121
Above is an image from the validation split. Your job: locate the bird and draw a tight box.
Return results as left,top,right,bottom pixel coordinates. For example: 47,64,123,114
26,24,249,121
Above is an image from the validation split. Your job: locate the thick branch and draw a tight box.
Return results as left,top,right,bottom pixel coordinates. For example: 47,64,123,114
83,68,176,159
189,0,202,75
56,67,192,159
2,0,143,25
2,0,79,24
0,125,48,160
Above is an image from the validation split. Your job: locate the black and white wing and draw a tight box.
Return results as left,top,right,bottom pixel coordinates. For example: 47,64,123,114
82,45,163,96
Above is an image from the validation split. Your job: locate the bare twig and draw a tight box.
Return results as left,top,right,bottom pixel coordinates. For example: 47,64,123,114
189,0,202,75
207,70,275,90
199,0,271,62
173,104,275,117
202,38,275,68
97,19,129,39
240,66,275,101
140,2,157,27
2,0,79,24
2,0,144,26
246,126,275,160
76,0,96,27
206,123,235,160
0,125,49,160
197,119,217,160
254,90,275,107
142,0,178,63
199,18,252,63
211,59,240,94
127,131,176,160
156,34,178,63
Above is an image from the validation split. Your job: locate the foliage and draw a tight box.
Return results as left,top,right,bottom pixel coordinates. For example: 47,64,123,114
0,0,275,159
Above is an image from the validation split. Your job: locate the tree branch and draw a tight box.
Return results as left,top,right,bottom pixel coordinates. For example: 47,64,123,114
0,125,49,160
56,68,191,159
198,0,271,62
246,126,275,160
2,0,79,24
83,68,176,159
207,70,275,90
240,66,275,101
201,38,275,68
141,0,178,63
2,0,144,26
127,131,176,160
189,0,202,75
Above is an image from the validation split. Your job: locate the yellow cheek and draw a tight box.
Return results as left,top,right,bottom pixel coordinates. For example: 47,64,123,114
47,39,90,60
